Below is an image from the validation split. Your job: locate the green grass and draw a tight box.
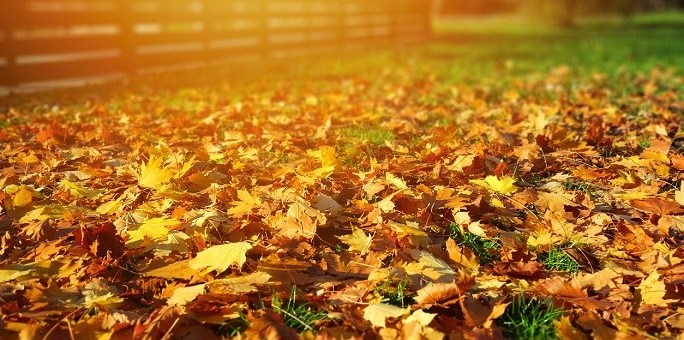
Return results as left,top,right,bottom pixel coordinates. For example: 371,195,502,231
497,296,564,340
342,125,395,146
217,313,250,337
449,223,501,265
563,180,602,199
272,287,327,333
430,12,684,81
374,279,413,308
539,248,580,274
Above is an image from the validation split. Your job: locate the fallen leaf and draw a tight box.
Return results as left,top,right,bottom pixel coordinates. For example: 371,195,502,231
471,176,518,196
338,227,373,255
363,303,409,328
189,242,252,273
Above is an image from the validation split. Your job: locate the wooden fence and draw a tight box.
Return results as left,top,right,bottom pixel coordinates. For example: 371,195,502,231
0,0,431,90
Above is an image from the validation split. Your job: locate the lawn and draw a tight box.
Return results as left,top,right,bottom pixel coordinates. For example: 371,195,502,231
0,12,683,339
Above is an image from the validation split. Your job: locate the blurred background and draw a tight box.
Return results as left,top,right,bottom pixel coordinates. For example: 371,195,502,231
435,0,684,26
0,0,682,96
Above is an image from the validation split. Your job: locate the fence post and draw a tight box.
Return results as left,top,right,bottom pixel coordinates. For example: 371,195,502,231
1,1,19,88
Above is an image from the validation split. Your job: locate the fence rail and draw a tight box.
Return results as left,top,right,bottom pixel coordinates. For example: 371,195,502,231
0,0,431,90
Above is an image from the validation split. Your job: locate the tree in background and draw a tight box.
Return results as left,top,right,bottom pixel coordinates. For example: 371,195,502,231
438,0,683,25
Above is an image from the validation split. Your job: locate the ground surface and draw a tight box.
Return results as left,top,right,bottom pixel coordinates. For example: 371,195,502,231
1,13,684,340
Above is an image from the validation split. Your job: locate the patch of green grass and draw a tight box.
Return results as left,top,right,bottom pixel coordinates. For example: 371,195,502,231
342,125,395,146
563,179,601,199
449,223,501,265
217,313,250,337
638,138,651,149
374,279,413,308
272,287,327,333
539,248,580,274
497,296,564,340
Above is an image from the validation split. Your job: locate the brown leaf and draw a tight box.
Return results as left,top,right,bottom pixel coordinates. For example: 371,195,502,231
73,222,125,258
630,198,684,216
245,311,298,340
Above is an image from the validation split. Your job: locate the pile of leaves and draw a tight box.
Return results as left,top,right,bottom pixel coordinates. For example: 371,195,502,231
0,65,683,339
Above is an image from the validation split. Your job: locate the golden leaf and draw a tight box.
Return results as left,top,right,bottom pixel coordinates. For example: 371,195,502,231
167,284,206,306
12,188,34,207
470,176,517,196
338,227,373,255
403,309,437,327
189,242,252,274
228,190,262,217
126,217,181,244
363,303,409,328
638,271,675,307
138,156,174,190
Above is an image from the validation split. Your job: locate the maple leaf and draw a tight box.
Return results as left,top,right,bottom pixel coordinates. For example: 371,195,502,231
338,227,373,255
0,266,33,283
126,217,180,245
167,284,206,306
60,179,103,199
12,187,33,207
363,303,409,328
414,283,461,306
81,280,124,307
470,176,518,196
403,309,437,327
405,250,456,283
535,192,578,212
245,311,298,340
138,156,174,190
228,190,261,217
638,271,675,307
446,238,480,274
189,242,252,273
631,198,684,215
446,154,475,172
209,272,272,294
676,183,684,206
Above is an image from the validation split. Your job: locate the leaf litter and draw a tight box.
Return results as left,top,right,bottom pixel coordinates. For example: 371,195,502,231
0,65,682,339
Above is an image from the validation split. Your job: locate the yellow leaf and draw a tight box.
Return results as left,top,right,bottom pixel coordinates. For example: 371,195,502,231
0,268,33,283
96,198,123,215
82,280,124,307
138,156,174,190
144,260,198,280
446,155,475,172
676,183,684,206
470,176,517,196
126,217,180,244
536,192,578,212
228,190,261,217
61,179,103,199
209,272,272,294
467,222,486,238
415,283,460,306
446,238,479,274
638,271,675,307
385,173,408,190
189,242,252,273
167,284,206,306
376,197,395,213
403,309,437,326
13,188,33,207
338,228,373,255
363,303,409,328
405,250,456,283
